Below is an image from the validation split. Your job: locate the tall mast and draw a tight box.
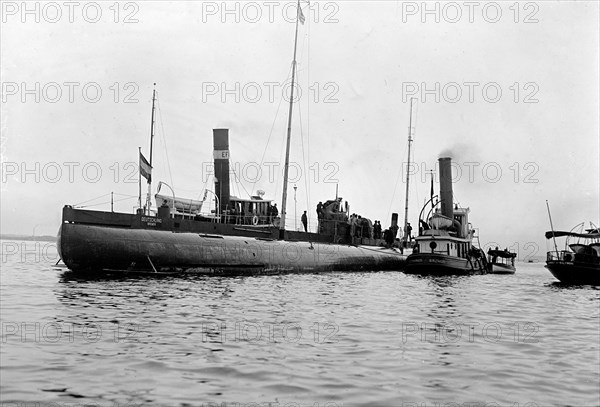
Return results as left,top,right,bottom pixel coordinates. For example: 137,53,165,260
279,0,302,239
403,98,416,242
146,83,157,215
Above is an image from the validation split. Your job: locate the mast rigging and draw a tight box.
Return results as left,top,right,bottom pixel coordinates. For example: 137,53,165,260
146,83,157,215
403,98,416,244
279,0,302,239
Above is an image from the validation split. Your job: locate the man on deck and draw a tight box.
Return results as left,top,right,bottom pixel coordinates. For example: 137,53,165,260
301,211,308,232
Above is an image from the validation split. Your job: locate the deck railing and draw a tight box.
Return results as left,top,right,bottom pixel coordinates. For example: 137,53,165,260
223,214,276,226
547,251,574,262
547,250,600,264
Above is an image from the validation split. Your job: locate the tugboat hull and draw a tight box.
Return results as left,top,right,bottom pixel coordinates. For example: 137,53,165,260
545,261,600,285
404,253,486,276
58,223,406,274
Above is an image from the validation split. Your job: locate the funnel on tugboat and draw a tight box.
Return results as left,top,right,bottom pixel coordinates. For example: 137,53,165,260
403,157,488,276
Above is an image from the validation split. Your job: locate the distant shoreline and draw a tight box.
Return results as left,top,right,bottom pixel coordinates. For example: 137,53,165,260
0,234,57,242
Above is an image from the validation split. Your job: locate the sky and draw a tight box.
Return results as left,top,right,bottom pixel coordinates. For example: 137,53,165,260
1,0,599,258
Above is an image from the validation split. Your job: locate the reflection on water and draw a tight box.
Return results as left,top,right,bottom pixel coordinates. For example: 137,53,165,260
1,241,599,406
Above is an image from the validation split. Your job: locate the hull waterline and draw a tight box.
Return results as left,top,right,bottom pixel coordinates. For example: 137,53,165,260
403,253,486,276
545,261,600,285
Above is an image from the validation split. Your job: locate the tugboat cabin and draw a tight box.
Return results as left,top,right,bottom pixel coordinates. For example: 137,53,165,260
415,207,475,258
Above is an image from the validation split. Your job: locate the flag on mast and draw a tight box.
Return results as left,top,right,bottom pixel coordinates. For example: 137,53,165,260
139,151,152,182
298,6,305,24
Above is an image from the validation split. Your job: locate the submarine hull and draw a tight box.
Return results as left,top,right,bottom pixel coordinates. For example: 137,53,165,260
58,223,406,274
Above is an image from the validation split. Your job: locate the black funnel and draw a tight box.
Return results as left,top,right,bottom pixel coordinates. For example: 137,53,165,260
213,129,230,213
439,157,453,219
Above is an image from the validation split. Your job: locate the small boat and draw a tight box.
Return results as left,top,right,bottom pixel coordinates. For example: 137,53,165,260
155,192,204,216
403,157,488,276
544,225,600,285
487,248,516,274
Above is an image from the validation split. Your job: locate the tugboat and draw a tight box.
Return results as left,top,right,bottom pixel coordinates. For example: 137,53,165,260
403,157,487,276
544,224,600,285
487,247,517,274
57,1,407,274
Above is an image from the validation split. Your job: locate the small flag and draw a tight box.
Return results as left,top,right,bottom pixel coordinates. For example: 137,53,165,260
298,6,305,24
139,152,152,182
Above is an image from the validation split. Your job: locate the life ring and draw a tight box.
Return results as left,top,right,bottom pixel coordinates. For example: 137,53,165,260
252,215,259,225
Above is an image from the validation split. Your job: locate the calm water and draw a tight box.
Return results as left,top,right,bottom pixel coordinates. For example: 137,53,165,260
1,240,599,407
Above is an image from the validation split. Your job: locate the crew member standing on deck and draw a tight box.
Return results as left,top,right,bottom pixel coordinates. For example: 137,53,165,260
350,214,357,238
267,203,273,223
376,221,382,239
383,228,393,248
406,223,413,240
301,211,308,232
